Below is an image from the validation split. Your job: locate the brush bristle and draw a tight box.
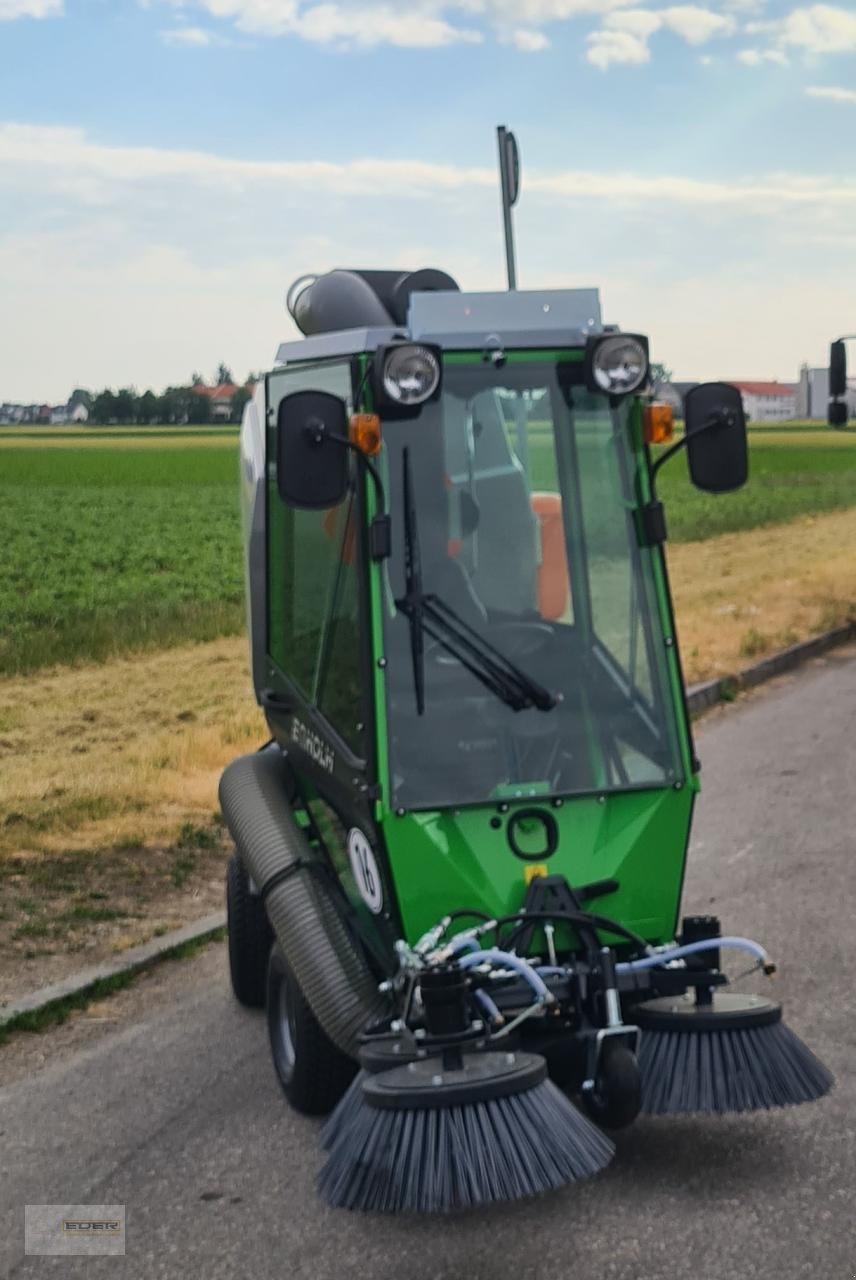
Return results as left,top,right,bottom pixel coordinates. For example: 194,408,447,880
638,1019,834,1116
320,1070,367,1151
318,1077,614,1213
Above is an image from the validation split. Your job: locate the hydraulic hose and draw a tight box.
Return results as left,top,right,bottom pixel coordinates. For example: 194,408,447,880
457,948,552,1002
615,936,770,974
219,750,388,1057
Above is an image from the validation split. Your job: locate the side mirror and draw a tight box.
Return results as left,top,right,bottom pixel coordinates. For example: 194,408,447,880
829,340,847,398
828,340,848,427
683,382,748,494
276,390,348,509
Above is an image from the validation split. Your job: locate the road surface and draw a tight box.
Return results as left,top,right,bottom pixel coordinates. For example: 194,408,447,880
2,651,855,1279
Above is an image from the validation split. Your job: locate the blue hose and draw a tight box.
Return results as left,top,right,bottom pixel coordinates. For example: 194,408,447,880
615,936,768,974
457,949,551,1001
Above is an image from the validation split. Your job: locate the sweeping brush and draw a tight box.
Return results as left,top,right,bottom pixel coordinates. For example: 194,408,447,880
320,1033,421,1152
634,992,834,1116
318,1049,615,1213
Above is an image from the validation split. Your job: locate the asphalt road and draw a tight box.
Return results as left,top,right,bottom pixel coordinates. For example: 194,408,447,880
2,652,855,1280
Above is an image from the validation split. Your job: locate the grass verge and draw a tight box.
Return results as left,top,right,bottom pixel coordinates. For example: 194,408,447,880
0,927,226,1047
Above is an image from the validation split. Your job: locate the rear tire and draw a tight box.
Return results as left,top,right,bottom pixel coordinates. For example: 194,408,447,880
582,1039,642,1130
266,944,357,1115
226,852,273,1009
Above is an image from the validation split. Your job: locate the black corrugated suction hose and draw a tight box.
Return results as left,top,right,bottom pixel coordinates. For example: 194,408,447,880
218,750,388,1058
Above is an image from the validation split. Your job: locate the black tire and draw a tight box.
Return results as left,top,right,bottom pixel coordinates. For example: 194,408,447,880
226,852,273,1008
582,1039,642,1130
266,944,357,1116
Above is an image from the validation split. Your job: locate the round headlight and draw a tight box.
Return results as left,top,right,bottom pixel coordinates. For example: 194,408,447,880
591,336,648,395
382,345,441,406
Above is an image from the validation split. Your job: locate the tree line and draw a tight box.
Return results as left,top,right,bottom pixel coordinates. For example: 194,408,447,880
87,365,260,426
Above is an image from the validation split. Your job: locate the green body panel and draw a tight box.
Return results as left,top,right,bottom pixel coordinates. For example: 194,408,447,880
379,785,694,946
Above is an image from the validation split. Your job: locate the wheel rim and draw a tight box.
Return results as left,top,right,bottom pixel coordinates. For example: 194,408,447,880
272,970,296,1077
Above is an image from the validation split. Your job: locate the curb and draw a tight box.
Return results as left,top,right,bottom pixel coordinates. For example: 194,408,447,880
686,621,855,715
3,622,853,1032
0,911,226,1029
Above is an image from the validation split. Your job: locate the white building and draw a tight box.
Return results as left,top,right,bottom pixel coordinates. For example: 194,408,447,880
797,365,856,421
729,381,797,423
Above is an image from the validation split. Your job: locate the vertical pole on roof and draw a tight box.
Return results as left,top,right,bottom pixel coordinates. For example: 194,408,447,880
496,125,520,291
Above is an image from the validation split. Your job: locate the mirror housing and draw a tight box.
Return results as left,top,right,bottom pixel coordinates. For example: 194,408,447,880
829,340,847,398
683,382,748,494
829,398,849,428
276,390,349,509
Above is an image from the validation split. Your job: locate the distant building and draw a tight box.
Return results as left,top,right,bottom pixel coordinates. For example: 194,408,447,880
51,401,90,425
797,364,856,420
191,381,254,421
727,381,797,423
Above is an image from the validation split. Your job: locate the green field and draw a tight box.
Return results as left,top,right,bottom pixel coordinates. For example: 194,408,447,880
0,435,243,675
1,423,854,676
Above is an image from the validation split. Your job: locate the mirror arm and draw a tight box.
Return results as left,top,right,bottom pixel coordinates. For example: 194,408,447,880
649,413,728,488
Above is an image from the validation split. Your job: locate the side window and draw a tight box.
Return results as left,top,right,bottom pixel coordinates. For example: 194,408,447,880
267,362,365,757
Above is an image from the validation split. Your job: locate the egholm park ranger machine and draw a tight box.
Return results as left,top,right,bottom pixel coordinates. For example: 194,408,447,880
220,267,833,1213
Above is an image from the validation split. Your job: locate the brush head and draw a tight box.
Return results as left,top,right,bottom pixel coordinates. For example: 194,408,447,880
320,1034,422,1152
318,1049,615,1213
633,993,834,1115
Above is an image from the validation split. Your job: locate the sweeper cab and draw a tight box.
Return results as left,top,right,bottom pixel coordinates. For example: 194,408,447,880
220,267,833,1214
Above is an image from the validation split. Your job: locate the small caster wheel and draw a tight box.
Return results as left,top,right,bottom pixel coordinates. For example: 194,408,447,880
582,1039,642,1130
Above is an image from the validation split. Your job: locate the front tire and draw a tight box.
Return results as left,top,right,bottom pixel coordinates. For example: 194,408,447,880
266,945,356,1115
226,852,273,1008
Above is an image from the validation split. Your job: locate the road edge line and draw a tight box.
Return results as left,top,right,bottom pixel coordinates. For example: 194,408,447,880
687,621,855,715
0,911,227,1030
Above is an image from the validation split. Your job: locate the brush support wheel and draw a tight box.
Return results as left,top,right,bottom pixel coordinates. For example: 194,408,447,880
226,852,273,1008
582,1038,642,1130
266,945,357,1116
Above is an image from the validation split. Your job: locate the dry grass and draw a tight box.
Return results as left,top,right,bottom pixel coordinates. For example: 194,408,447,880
669,507,856,682
0,637,264,998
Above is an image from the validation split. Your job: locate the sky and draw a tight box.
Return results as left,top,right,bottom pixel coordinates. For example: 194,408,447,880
1,0,855,400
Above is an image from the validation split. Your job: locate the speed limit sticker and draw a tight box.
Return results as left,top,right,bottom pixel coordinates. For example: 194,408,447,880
347,828,384,915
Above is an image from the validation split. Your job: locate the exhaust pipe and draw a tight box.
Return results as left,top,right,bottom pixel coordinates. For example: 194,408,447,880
219,750,388,1057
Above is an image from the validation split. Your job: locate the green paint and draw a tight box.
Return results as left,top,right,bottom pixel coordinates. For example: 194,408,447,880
443,349,585,365
380,786,693,946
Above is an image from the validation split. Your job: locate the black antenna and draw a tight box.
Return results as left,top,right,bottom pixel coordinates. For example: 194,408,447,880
496,125,520,291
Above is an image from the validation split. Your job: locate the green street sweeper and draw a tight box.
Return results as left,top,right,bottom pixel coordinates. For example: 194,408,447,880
219,266,833,1214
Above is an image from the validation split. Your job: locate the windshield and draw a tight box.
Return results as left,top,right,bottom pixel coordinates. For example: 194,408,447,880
380,357,683,811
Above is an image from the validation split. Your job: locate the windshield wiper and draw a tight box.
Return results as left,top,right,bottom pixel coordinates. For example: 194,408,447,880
394,448,556,716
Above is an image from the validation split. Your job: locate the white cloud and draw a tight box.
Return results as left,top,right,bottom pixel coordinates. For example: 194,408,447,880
736,45,788,63
589,4,735,66
779,4,856,52
4,122,856,211
659,4,736,42
806,83,856,103
509,25,549,48
604,8,660,37
160,24,220,43
159,0,483,46
587,27,650,65
0,0,61,17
